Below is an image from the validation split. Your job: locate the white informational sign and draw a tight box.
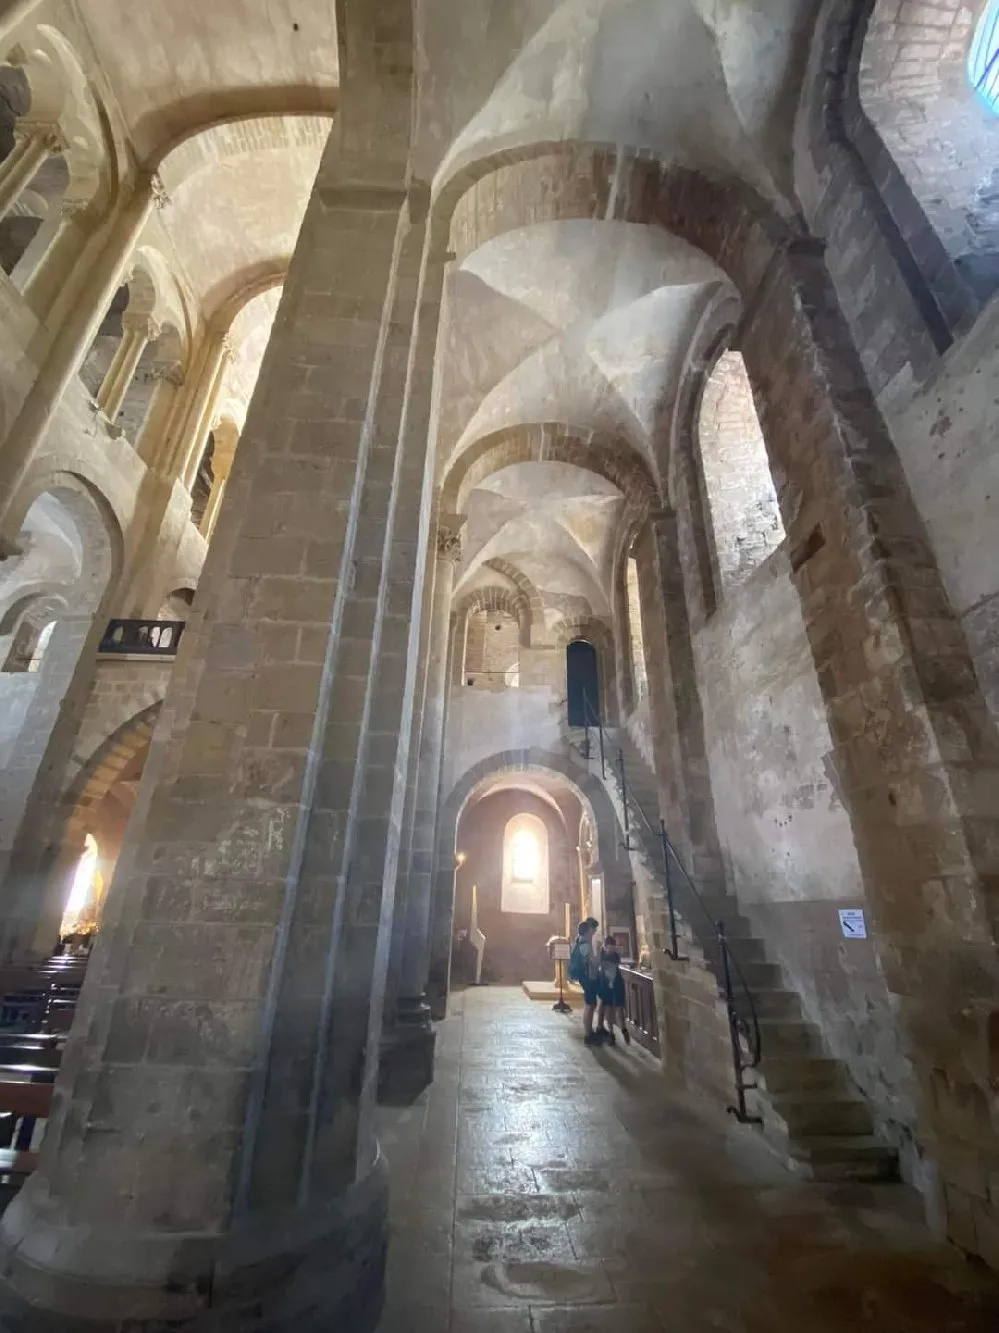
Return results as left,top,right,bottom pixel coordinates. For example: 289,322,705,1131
551,940,571,961
838,908,867,940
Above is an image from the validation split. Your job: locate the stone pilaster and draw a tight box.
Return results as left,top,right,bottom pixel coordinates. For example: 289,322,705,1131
633,511,726,888
0,149,422,1333
379,511,462,1100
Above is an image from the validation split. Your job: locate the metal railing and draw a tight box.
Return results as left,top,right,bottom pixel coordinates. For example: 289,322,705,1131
577,693,762,1123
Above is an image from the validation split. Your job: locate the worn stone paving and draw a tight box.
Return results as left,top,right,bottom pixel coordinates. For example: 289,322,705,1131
376,987,999,1332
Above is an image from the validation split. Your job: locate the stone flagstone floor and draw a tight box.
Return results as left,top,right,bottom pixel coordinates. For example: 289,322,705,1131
376,987,999,1332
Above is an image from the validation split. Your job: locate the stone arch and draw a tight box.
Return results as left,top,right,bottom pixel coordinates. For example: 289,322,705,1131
482,558,544,633
551,614,617,724
440,747,626,884
61,700,161,847
5,465,124,590
452,584,531,648
441,421,661,519
795,0,978,396
859,0,997,299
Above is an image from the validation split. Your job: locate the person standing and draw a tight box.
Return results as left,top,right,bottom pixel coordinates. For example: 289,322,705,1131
596,933,630,1046
568,917,602,1045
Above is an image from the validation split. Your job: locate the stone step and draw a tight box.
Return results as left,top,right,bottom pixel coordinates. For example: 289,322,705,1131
756,1056,847,1094
762,1093,874,1138
755,1018,824,1057
781,1135,899,1183
733,988,802,1020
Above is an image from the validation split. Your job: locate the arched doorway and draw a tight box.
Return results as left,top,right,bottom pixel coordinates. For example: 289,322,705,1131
566,639,600,726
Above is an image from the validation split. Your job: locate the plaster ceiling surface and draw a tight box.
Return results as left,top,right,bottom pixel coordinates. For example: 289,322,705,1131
455,462,623,615
420,0,816,202
73,1,339,160
439,220,724,474
159,144,321,318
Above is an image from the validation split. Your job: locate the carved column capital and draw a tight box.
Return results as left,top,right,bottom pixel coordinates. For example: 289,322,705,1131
436,520,464,564
150,173,170,210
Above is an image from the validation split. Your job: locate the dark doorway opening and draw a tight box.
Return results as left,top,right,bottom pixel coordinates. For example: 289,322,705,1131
566,639,600,727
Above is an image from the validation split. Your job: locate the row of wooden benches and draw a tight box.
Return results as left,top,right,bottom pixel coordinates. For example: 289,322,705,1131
0,958,83,1187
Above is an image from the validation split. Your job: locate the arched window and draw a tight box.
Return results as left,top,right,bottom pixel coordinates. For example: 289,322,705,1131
970,1,999,112
626,556,647,703
2,618,55,673
61,832,102,937
501,813,549,914
697,350,785,598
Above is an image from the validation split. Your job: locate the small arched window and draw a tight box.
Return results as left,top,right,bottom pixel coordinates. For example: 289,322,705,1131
501,813,549,914
969,1,999,113
626,556,647,703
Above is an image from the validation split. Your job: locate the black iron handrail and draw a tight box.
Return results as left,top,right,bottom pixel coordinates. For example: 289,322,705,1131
576,693,761,1123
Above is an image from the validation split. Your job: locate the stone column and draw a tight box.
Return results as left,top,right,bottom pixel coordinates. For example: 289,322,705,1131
633,511,726,889
96,314,159,423
0,125,57,221
21,199,94,324
0,156,434,1330
179,332,232,491
379,514,462,1098
199,418,239,539
0,176,158,545
740,240,999,1249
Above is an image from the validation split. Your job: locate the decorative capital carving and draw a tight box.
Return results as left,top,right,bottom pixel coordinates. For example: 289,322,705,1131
219,333,234,359
123,313,161,342
150,173,169,210
61,195,92,221
437,525,463,563
152,362,184,386
19,121,63,154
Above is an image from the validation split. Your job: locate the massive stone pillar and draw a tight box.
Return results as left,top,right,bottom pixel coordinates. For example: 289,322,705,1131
0,178,157,545
0,133,431,1333
379,515,462,1095
740,240,999,1247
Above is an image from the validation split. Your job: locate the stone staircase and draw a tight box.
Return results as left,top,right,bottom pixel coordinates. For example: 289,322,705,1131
577,728,898,1183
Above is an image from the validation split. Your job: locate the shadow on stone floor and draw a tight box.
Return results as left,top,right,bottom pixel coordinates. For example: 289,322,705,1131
375,987,999,1333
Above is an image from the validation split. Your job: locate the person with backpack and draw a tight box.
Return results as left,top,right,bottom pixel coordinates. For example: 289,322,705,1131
568,917,602,1045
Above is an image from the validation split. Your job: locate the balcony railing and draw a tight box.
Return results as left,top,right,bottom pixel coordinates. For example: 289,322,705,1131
98,619,185,657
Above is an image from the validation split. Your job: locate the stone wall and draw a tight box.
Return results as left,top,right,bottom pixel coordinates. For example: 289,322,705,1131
694,542,921,1160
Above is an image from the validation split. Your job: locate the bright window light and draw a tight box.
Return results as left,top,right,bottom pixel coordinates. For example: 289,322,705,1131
65,834,99,921
969,1,999,113
510,828,539,881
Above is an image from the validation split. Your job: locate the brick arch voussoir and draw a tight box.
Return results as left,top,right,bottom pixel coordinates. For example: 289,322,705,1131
62,702,162,842
452,584,532,648
483,558,545,634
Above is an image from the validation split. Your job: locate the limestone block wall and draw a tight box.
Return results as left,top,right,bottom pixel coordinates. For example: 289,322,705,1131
694,543,921,1154
441,684,566,797
881,300,999,727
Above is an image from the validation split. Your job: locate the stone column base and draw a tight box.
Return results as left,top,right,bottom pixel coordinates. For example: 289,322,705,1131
378,996,436,1105
0,1151,388,1332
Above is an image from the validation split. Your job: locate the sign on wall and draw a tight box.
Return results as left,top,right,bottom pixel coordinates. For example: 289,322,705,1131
838,908,867,940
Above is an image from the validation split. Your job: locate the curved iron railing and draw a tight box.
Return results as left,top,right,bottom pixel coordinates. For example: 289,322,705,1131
578,693,761,1123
